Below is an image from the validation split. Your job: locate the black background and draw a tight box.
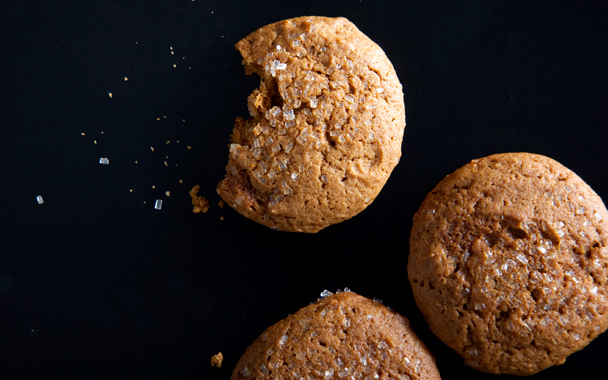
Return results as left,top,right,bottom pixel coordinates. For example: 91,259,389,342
2,0,608,379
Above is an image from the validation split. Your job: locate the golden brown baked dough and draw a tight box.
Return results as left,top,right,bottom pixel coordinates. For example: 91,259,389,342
217,16,405,232
231,291,441,380
408,152,608,375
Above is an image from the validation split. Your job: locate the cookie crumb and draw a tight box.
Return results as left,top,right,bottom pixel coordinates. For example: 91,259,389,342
190,185,210,213
150,146,154,152
152,185,155,189
164,161,168,166
81,132,85,136
187,145,192,150
124,77,128,81
129,189,133,192
166,191,170,197
211,352,223,367
166,140,170,144
220,216,224,220
179,179,183,184
173,64,177,68
135,161,138,164
94,140,97,144
218,200,225,208
108,92,112,98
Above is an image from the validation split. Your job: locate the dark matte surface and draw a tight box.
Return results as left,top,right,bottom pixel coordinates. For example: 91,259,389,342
2,0,607,379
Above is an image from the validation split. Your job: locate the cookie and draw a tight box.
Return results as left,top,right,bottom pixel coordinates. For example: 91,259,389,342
217,16,405,232
231,291,441,380
408,152,608,375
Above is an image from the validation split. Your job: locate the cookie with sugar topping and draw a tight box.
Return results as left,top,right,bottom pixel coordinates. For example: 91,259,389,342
408,152,608,375
217,16,405,232
231,291,441,380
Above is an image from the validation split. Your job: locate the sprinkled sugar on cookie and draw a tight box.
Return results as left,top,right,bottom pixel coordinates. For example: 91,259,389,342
217,16,405,232
231,291,441,380
408,152,608,375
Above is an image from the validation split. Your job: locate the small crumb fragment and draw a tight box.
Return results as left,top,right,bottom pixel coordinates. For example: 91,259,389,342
182,119,185,122
135,161,138,164
154,199,163,210
81,132,85,136
150,146,154,152
166,191,170,197
166,140,170,144
157,117,161,121
164,161,168,166
211,352,223,368
108,92,112,98
163,116,166,119
177,140,180,143
101,131,104,134
173,64,177,68
171,51,174,55
124,77,128,81
152,185,156,189
218,200,224,208
36,195,44,204
190,185,210,213
220,216,224,221
179,179,183,184
129,189,133,192
94,140,97,144
187,145,192,150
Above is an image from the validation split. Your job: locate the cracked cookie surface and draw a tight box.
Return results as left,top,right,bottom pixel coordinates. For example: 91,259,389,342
231,291,441,380
217,16,405,232
408,152,608,375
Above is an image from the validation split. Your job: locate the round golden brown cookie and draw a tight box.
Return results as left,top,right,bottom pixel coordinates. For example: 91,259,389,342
408,152,608,375
231,291,441,380
217,16,405,232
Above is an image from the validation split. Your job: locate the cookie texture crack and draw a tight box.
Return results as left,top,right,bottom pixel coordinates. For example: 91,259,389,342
217,16,405,232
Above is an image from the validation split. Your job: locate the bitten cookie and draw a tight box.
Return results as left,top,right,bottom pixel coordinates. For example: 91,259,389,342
217,16,405,232
231,291,441,380
408,152,608,375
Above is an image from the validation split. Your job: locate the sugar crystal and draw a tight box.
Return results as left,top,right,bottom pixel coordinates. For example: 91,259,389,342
99,157,109,164
279,334,288,345
154,199,162,210
291,172,299,181
296,134,307,145
36,195,44,204
260,364,269,374
516,253,528,265
595,212,603,221
285,142,294,153
284,110,295,120
241,367,250,377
